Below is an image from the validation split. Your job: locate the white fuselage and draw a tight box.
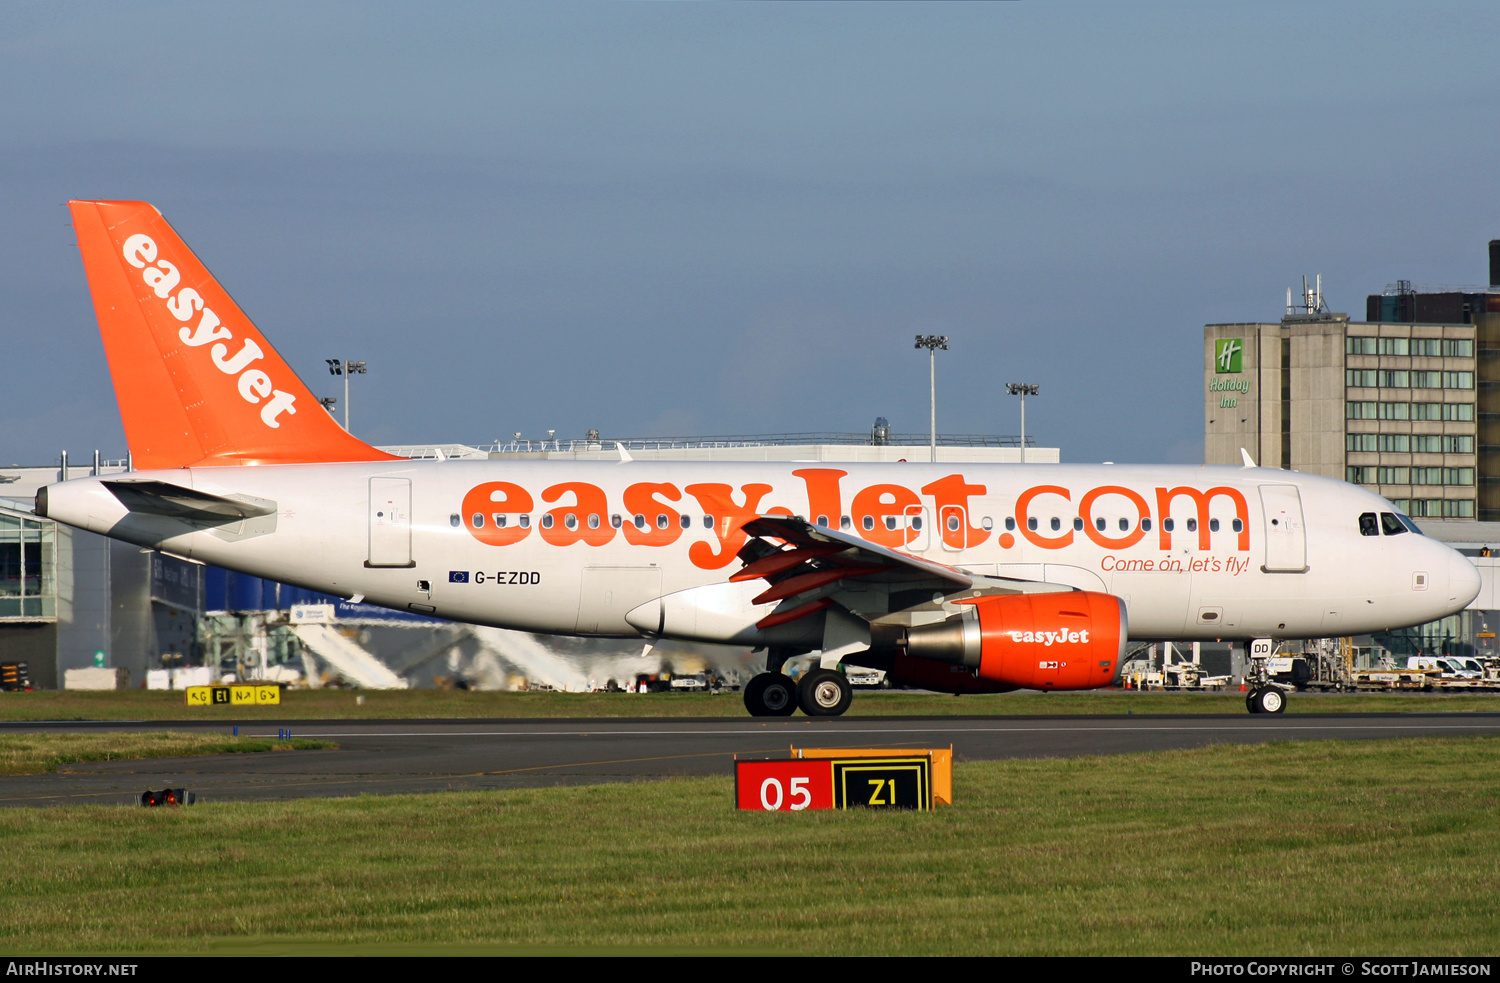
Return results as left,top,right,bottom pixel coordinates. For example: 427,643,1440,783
40,461,1480,646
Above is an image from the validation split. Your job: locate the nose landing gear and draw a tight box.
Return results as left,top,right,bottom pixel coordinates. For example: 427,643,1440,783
1246,685,1286,714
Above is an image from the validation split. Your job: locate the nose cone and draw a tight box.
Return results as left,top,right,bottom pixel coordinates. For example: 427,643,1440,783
1447,548,1481,611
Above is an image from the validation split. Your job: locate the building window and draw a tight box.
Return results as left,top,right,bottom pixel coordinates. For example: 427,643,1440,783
1378,370,1410,388
1347,402,1378,420
1410,435,1439,454
1443,403,1475,421
1346,434,1378,452
1378,403,1411,421
1408,370,1440,388
1347,369,1378,388
1444,435,1475,454
1379,435,1410,453
1378,338,1410,356
1378,467,1410,484
1443,372,1474,389
1346,336,1377,355
1347,466,1375,484
1444,339,1474,357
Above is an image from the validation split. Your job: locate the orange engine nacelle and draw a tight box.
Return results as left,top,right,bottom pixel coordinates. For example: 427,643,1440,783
904,592,1127,690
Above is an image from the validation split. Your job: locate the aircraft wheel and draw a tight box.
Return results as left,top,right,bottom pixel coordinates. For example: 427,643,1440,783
1245,689,1261,714
798,668,852,717
744,672,798,717
1249,686,1286,714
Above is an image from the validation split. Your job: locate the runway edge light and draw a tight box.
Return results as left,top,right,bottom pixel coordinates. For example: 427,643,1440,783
140,788,196,807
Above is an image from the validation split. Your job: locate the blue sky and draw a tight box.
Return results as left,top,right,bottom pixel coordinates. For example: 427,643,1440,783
4,2,1497,465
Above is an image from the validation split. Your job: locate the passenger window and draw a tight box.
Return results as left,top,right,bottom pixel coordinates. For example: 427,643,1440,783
565,514,578,530
449,514,461,528
634,514,646,529
542,514,554,529
1209,518,1220,532
588,514,600,529
1028,517,1038,531
841,516,852,531
1072,517,1083,531
981,516,993,531
657,514,669,530
1163,518,1174,532
1050,517,1061,532
494,514,507,528
1118,518,1129,532
471,513,484,528
680,514,691,529
947,515,960,532
816,515,828,527
519,515,530,528
704,515,715,529
1187,518,1197,532
1232,518,1243,533
1141,518,1152,532
1381,512,1407,536
1358,513,1379,537
912,516,923,530
611,514,623,529
1005,517,1016,531
1096,517,1107,531
885,516,898,531
862,515,875,531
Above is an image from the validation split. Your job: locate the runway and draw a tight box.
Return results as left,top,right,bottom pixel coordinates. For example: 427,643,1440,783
4,712,1500,807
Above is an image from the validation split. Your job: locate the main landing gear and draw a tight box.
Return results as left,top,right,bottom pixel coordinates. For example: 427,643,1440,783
743,673,797,717
743,668,853,717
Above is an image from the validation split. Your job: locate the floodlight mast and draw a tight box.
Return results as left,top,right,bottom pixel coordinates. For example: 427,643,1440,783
914,335,949,463
1006,383,1039,463
326,359,368,433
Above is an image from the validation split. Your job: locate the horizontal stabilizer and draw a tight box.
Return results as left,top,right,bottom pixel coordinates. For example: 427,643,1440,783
102,479,277,522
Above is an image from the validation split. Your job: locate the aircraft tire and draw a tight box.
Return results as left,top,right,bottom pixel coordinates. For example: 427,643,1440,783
798,668,852,717
1250,686,1286,714
1245,689,1262,714
744,672,798,717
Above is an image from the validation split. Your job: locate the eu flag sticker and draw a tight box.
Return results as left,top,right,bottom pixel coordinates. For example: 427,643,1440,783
449,571,469,583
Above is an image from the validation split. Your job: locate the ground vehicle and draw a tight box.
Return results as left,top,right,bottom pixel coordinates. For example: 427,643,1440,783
38,200,1482,717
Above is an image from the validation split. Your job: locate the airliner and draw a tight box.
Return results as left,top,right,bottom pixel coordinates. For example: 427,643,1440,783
37,201,1482,716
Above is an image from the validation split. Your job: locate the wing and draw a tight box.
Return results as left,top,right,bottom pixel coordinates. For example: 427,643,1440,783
735,514,1068,630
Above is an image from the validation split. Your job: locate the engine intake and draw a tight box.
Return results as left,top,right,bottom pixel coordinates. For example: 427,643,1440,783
905,591,1127,690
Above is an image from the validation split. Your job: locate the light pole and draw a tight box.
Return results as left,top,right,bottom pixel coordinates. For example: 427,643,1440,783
326,359,367,432
1006,383,1038,463
914,335,949,463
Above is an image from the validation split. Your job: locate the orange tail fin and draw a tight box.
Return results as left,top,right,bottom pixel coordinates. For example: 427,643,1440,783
68,200,401,468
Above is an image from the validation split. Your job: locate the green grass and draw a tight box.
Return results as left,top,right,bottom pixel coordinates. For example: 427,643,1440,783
0,733,336,776
3,687,1500,721
1,736,1498,955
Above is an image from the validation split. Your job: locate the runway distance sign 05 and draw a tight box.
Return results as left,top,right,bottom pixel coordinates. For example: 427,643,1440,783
735,754,934,811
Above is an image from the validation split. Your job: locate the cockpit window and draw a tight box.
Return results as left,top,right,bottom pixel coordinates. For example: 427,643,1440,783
1397,513,1422,535
1380,512,1407,536
1358,512,1379,537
